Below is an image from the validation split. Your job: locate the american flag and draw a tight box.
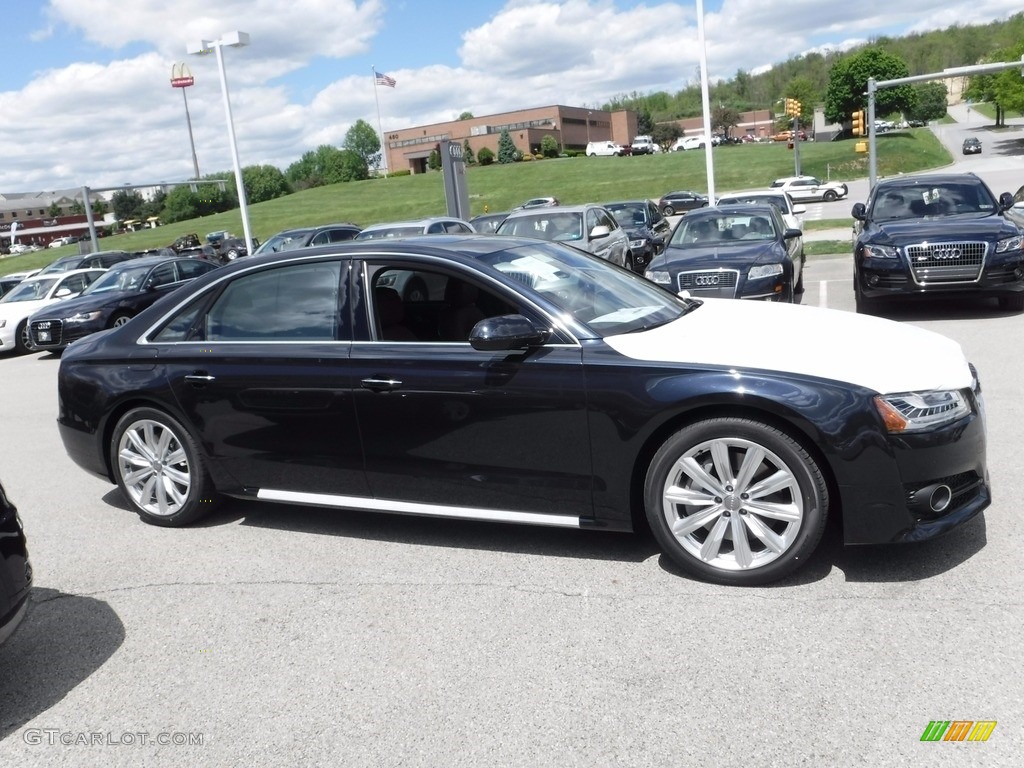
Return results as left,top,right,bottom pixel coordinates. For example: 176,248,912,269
374,71,396,88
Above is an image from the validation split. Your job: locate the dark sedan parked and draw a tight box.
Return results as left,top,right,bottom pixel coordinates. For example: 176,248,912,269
57,236,989,586
645,205,803,301
0,480,32,646
605,199,672,272
28,255,219,351
657,190,708,216
36,250,138,276
252,223,362,256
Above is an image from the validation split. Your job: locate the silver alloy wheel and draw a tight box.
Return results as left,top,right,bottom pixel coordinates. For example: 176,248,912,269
112,315,131,327
661,437,804,571
117,419,192,517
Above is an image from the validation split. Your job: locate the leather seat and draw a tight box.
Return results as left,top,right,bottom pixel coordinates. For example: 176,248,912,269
375,286,417,341
439,280,485,341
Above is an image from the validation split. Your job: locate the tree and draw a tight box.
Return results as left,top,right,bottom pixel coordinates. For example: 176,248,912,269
497,129,518,163
905,82,948,123
784,75,818,125
111,189,146,221
68,199,85,215
636,107,654,136
242,165,291,204
458,111,474,120
711,106,741,139
343,119,382,170
91,198,108,217
462,139,475,165
427,148,442,171
824,47,914,124
968,41,1024,124
540,135,560,158
142,189,167,220
477,147,495,165
47,202,63,217
651,123,683,152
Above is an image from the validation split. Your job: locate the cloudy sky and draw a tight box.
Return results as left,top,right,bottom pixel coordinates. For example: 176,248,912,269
0,0,1016,191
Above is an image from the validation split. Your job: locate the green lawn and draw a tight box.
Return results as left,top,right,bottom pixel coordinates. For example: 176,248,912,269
1,128,950,276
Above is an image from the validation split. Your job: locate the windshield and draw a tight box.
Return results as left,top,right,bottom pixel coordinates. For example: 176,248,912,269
496,212,584,243
255,231,311,254
607,204,646,228
870,182,999,221
81,264,151,295
477,240,687,336
0,278,58,302
355,226,427,240
36,258,79,276
669,212,776,245
718,195,787,215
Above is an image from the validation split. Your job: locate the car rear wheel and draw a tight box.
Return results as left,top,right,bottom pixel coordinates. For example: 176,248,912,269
662,205,675,216
111,407,219,527
823,190,838,202
644,418,829,586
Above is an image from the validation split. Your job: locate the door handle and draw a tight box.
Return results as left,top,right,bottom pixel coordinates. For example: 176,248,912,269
184,373,215,385
361,377,402,392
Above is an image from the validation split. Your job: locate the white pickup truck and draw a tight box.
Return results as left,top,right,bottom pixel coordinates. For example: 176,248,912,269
630,135,660,154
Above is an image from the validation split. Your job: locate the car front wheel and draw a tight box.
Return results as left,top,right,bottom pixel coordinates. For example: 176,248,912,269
823,190,838,202
111,407,219,527
644,418,829,586
662,205,675,216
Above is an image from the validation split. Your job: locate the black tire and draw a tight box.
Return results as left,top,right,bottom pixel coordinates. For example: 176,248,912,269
999,294,1024,312
624,253,635,272
14,320,30,354
663,205,675,216
823,190,838,202
644,418,829,586
109,312,133,329
854,279,878,315
794,256,806,294
110,407,219,527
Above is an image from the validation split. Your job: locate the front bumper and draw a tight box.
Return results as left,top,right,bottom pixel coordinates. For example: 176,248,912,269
840,389,989,545
857,244,1024,300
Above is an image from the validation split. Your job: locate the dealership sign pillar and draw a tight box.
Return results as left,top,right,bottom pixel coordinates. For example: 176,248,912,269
171,63,201,180
440,140,470,220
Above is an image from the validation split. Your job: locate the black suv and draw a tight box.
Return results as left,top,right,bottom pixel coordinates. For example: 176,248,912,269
853,173,1024,313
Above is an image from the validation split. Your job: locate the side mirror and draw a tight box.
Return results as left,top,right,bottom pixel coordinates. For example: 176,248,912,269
851,202,867,221
998,192,1014,211
783,228,803,240
589,224,611,240
469,314,550,351
792,203,807,215
54,288,72,298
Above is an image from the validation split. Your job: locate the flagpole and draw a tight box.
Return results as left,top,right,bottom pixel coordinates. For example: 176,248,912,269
372,65,389,178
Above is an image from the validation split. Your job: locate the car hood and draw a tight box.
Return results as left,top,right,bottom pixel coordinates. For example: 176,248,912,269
652,242,781,269
604,299,971,394
864,214,1015,243
0,298,54,322
29,292,122,320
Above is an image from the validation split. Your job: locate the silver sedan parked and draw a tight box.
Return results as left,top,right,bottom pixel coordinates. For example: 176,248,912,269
495,203,630,268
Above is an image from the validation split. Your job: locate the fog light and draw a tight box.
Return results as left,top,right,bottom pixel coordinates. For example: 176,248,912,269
867,274,880,287
1014,267,1024,280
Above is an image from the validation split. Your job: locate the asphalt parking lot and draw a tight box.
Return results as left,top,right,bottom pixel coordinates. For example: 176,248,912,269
0,256,1021,766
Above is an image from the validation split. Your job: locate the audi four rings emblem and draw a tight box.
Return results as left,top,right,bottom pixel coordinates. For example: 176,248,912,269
928,247,962,260
694,274,720,286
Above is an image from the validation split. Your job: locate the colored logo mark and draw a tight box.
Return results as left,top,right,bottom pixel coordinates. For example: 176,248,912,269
920,720,997,742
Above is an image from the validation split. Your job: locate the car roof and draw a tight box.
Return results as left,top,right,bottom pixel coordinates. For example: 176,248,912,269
24,267,105,282
359,217,471,231
502,203,601,217
605,200,655,207
693,204,779,216
874,172,983,189
103,255,195,271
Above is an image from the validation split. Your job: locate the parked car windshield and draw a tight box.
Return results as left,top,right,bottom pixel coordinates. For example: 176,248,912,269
669,212,776,245
717,194,788,216
870,182,999,221
477,240,686,334
0,278,58,302
355,226,428,240
496,212,584,243
606,203,648,227
254,231,312,254
81,265,151,295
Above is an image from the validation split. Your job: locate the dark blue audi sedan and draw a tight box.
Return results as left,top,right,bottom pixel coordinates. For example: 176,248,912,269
55,236,989,586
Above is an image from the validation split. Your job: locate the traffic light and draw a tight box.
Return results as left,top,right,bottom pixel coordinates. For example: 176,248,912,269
852,110,865,137
783,98,802,118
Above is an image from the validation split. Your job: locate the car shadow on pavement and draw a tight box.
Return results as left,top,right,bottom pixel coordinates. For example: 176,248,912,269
868,296,1014,322
0,588,125,742
985,133,1024,157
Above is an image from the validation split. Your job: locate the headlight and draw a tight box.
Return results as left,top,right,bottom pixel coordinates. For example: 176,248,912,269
67,311,104,323
864,243,898,259
873,390,972,432
748,263,783,280
628,238,646,249
994,235,1022,254
645,270,671,285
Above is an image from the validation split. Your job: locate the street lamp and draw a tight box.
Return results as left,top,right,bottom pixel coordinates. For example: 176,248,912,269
187,31,254,254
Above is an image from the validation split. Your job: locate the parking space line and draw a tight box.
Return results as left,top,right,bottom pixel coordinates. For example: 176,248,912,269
819,280,828,308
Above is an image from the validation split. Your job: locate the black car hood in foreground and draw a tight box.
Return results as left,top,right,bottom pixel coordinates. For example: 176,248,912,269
862,213,1018,244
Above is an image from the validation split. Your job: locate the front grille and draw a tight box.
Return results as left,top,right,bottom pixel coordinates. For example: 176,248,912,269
906,241,986,284
29,319,64,347
677,269,739,299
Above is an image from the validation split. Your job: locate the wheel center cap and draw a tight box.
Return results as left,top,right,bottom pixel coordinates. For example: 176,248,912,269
724,495,742,511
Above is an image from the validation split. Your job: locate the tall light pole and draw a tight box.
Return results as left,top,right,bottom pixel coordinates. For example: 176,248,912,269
171,63,201,180
187,31,254,254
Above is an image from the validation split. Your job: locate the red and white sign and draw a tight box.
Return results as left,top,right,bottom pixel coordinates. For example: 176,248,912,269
171,63,194,88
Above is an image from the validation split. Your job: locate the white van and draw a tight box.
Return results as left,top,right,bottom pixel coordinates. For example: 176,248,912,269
631,136,660,154
586,140,628,157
